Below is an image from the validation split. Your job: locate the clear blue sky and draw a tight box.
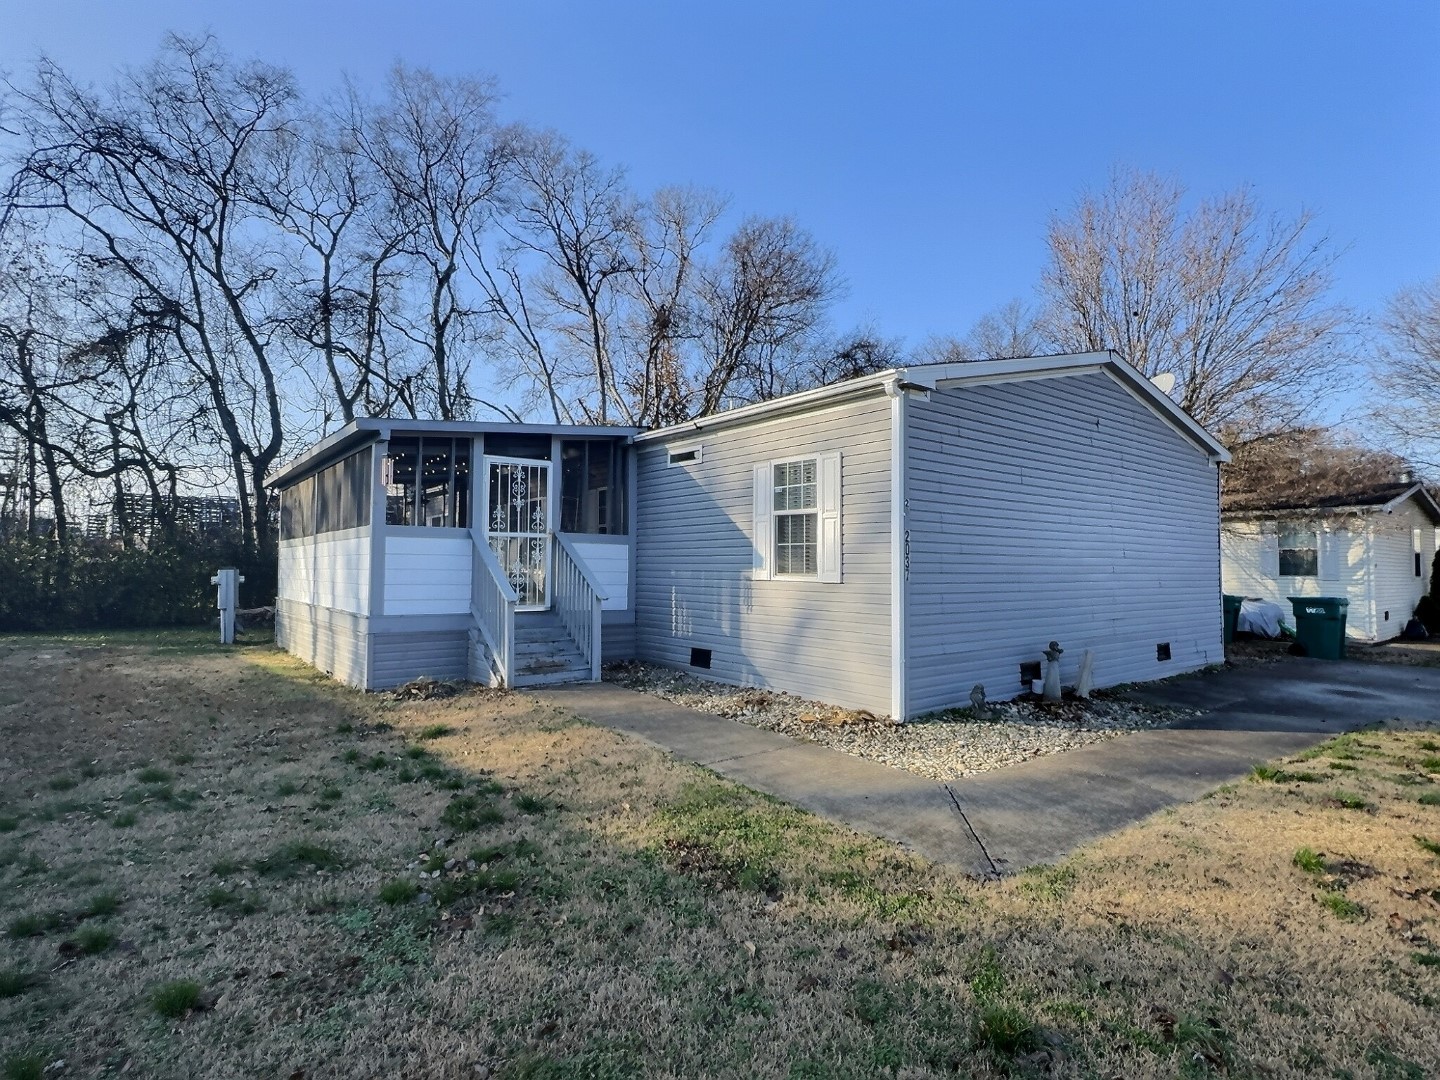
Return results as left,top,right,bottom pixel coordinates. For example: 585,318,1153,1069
2,1,1436,349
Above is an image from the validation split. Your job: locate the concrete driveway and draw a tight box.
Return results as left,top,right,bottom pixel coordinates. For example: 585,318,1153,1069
537,659,1440,879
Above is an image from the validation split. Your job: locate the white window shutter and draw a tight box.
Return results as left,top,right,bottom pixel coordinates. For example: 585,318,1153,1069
818,451,842,583
752,462,773,580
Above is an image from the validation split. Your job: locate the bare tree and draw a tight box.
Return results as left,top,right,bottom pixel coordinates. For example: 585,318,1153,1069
6,36,301,554
1223,427,1410,510
695,216,838,413
1373,275,1440,471
614,185,725,426
1041,169,1351,440
360,65,514,420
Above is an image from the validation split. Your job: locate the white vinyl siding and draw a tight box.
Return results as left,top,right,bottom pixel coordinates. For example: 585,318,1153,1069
384,534,471,615
1221,499,1437,643
635,400,891,715
905,371,1223,714
277,530,369,615
565,536,630,611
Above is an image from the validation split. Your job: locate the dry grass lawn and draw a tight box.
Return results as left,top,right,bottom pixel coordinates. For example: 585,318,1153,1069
1,631,1438,1079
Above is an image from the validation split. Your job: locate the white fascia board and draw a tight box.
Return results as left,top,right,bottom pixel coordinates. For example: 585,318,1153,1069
266,418,643,489
1382,484,1440,523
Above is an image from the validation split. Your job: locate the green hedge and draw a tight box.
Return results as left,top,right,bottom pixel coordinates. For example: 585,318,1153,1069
0,535,277,631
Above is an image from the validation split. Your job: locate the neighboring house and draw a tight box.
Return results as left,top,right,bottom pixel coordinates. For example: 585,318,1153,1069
266,351,1231,719
1221,483,1440,642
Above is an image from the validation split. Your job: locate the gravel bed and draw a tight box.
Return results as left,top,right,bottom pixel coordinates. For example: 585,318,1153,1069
604,662,1196,782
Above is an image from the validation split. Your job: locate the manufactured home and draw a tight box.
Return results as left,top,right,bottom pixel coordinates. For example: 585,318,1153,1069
1221,483,1440,642
267,351,1231,719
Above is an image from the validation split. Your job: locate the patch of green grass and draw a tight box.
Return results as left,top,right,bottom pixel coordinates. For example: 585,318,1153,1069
431,866,523,907
1318,891,1366,921
274,777,302,797
7,910,66,938
341,748,360,764
150,979,203,1019
1411,952,1440,968
46,774,77,792
136,765,172,784
1250,764,1320,783
418,723,456,740
1414,835,1440,857
1417,739,1439,752
3,1053,47,1080
0,968,39,998
1292,846,1325,874
111,810,138,828
379,879,418,905
210,858,242,877
82,890,121,918
254,839,344,878
1329,791,1372,810
335,721,354,734
1419,791,1440,806
440,793,505,832
71,924,115,955
1328,761,1358,771
971,1003,1042,1059
514,792,547,815
1420,755,1440,774
1017,862,1079,901
313,785,344,808
360,754,389,772
1365,1044,1428,1080
0,816,18,833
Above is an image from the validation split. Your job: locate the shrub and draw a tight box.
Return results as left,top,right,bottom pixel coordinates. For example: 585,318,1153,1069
150,979,203,1018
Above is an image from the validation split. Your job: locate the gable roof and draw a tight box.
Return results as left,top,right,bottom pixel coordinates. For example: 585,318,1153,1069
1223,482,1440,524
638,351,1231,462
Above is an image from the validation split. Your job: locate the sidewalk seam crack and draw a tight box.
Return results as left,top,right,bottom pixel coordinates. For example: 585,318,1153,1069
945,785,1000,879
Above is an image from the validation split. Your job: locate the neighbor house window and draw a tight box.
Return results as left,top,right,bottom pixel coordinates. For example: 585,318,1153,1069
1415,529,1424,578
1278,527,1318,577
384,436,470,528
752,452,842,583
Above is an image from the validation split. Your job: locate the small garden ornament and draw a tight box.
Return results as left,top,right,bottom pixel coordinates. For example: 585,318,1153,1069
1042,640,1064,703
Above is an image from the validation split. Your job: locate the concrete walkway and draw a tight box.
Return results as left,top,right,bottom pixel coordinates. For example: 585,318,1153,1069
532,683,995,876
534,660,1440,877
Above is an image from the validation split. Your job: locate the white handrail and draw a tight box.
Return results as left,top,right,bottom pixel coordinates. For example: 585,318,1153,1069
553,533,607,681
470,530,519,687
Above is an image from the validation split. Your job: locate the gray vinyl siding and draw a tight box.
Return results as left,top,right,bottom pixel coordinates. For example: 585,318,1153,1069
601,608,636,663
635,398,893,715
905,371,1222,713
275,598,368,688
369,629,470,687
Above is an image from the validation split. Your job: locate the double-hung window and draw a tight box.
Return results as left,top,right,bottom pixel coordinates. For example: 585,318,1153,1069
1277,526,1318,578
752,452,842,582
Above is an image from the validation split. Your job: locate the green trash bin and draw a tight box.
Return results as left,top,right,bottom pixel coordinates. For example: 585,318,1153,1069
1287,596,1349,660
1222,594,1244,645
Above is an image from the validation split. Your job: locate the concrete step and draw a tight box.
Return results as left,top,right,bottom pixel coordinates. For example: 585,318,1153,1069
514,668,595,688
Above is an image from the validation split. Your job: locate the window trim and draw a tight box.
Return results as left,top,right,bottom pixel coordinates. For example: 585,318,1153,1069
752,451,841,584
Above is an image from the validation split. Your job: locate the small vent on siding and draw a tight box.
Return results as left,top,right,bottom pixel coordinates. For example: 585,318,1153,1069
668,446,702,467
1156,642,1171,662
690,647,712,670
1018,660,1041,687
1383,610,1390,622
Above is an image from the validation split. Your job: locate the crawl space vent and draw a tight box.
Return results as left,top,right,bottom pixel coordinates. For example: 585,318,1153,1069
690,647,712,670
1156,642,1172,662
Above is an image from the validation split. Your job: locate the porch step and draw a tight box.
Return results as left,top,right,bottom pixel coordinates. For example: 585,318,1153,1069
506,610,592,687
